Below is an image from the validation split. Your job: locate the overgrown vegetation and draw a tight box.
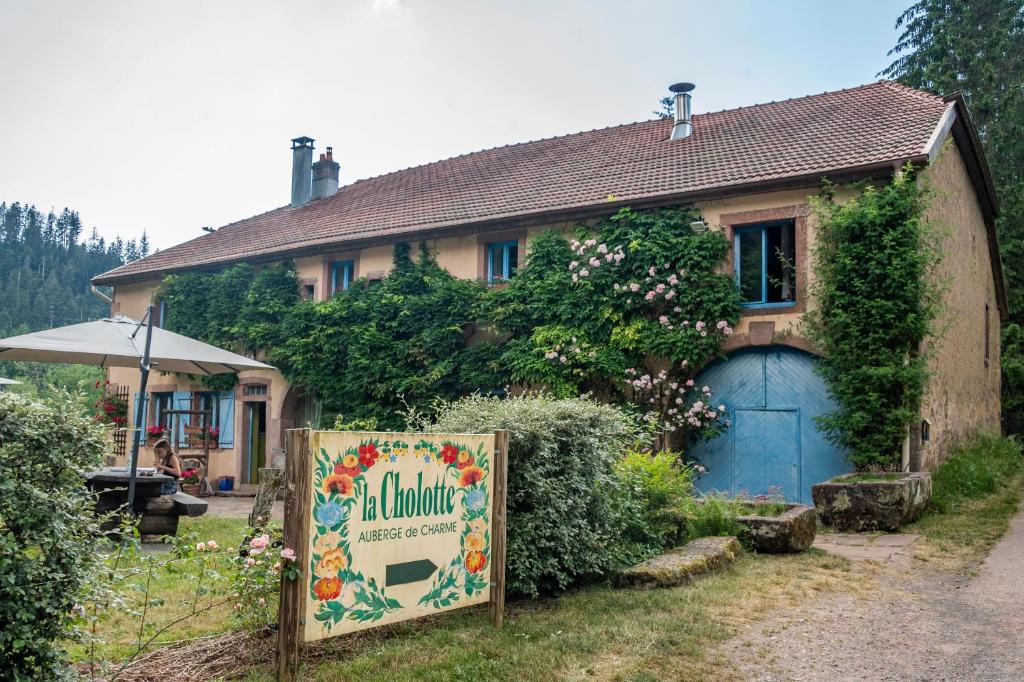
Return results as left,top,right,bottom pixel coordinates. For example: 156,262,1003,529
804,170,941,470
274,244,500,429
928,434,1022,513
0,391,107,679
157,206,741,436
490,207,741,439
909,434,1023,569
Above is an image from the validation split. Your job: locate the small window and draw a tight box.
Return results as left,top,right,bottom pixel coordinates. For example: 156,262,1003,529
921,419,931,443
302,283,315,300
152,392,174,430
984,304,991,368
330,260,355,294
486,241,519,284
734,221,797,307
243,384,268,397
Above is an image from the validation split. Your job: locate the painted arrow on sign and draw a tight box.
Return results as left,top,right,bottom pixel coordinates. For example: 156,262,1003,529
386,559,439,586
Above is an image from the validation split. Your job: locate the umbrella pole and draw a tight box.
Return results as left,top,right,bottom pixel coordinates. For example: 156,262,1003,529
126,306,156,509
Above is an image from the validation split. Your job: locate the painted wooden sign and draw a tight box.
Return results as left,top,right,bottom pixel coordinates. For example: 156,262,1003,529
300,431,498,641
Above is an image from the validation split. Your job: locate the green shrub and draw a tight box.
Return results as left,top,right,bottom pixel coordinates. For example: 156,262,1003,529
930,435,1022,513
419,394,642,597
613,450,693,552
805,170,941,470
0,391,107,679
682,495,743,542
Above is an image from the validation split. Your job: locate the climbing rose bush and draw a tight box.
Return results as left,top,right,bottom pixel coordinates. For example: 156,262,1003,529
490,206,742,442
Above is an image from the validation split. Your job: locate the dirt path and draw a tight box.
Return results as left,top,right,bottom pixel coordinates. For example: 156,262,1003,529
721,505,1024,681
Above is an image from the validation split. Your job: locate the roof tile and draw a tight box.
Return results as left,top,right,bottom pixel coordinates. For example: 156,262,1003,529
95,80,947,284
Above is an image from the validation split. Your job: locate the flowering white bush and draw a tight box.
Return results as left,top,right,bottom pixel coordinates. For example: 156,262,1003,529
490,207,743,444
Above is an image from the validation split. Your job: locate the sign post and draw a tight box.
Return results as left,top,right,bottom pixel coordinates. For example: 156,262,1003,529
488,429,509,628
277,429,311,682
277,429,507,679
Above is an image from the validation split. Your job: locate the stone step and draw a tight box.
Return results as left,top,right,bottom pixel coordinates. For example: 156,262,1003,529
615,536,741,589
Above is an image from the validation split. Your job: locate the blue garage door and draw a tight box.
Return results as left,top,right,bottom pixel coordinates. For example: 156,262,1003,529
688,345,850,504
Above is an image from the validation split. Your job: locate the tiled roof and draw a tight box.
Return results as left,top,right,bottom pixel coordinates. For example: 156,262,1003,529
95,80,949,285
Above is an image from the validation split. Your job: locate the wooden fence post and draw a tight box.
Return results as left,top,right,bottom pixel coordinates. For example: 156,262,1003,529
277,429,312,681
488,429,509,629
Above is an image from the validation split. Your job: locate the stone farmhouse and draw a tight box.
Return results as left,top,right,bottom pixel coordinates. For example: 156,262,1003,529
93,80,1004,502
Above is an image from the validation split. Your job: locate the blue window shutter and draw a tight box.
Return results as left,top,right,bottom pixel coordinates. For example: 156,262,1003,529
173,391,191,448
218,391,235,447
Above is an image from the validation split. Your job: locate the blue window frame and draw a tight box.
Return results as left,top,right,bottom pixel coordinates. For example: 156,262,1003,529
734,221,797,308
485,241,519,284
330,260,355,294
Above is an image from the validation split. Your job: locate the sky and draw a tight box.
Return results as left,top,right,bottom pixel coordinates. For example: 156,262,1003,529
0,0,909,251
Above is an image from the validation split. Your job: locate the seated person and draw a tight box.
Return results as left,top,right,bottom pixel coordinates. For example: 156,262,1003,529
152,438,182,494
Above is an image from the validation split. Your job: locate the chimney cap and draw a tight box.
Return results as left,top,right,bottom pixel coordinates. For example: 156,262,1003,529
669,82,695,94
291,136,315,149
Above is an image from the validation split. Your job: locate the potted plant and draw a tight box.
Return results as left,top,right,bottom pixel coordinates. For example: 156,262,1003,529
180,467,201,495
203,426,220,448
146,424,167,441
812,471,932,532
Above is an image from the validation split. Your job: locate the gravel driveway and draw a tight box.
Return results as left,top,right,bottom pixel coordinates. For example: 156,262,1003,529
722,505,1024,681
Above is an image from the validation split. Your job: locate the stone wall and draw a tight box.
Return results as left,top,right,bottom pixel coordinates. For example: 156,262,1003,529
917,140,1002,468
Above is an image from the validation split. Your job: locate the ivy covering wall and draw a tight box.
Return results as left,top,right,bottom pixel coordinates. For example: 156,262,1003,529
155,207,742,434
804,169,941,470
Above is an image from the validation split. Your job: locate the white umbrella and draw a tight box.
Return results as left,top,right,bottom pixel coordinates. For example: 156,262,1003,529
0,309,273,504
0,315,272,375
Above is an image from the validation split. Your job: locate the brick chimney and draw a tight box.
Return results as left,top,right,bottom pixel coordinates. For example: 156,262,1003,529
311,147,340,201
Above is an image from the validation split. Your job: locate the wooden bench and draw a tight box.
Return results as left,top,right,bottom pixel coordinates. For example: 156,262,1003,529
171,491,209,518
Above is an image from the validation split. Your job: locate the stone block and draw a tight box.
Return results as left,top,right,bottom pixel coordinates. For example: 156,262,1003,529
738,504,817,553
615,536,741,589
812,471,932,532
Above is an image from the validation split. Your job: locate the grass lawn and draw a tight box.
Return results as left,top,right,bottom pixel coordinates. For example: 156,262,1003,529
78,436,1023,680
907,435,1023,571
70,515,254,664
240,550,869,682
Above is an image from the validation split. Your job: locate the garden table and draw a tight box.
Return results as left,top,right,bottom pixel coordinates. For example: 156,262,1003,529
86,467,201,541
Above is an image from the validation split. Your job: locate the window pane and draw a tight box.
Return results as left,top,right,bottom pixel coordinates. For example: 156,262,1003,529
766,222,796,303
737,231,763,302
488,246,504,282
506,244,518,277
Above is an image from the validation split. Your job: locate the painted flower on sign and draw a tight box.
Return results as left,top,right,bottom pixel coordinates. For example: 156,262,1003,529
459,465,485,487
313,576,343,601
465,487,486,512
464,532,485,552
440,444,459,464
335,454,361,477
464,550,487,574
358,443,379,468
455,450,475,470
316,547,348,577
323,472,355,496
315,500,348,529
